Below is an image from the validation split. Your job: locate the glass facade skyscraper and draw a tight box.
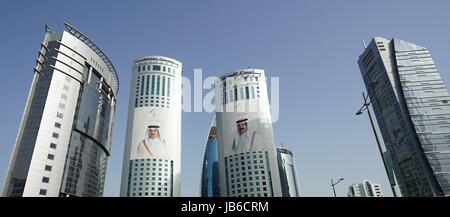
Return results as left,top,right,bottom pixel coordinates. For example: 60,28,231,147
277,146,300,197
2,23,118,197
358,37,450,196
120,56,182,197
200,116,220,197
215,68,282,197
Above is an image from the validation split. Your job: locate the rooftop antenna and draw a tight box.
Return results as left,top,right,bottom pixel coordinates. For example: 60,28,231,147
362,40,367,49
45,24,53,33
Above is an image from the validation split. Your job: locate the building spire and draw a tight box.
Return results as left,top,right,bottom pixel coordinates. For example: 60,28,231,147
45,24,53,33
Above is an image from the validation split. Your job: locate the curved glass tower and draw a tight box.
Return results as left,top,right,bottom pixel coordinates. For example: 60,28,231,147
358,37,450,196
2,23,118,197
200,116,220,197
277,146,300,197
120,56,182,197
215,68,282,197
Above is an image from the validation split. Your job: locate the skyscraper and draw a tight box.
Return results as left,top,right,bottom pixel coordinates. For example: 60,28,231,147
347,180,383,197
120,56,182,197
358,37,450,196
200,116,220,197
2,23,119,197
215,68,282,197
277,145,300,197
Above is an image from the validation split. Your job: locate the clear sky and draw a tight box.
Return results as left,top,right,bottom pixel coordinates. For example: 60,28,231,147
1,0,450,197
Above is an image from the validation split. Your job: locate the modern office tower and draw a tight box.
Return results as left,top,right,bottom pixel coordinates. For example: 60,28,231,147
215,68,282,197
277,145,300,197
347,180,383,197
120,56,182,197
2,23,118,197
200,116,220,197
358,37,450,196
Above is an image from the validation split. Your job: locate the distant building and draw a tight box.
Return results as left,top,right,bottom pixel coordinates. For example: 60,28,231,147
348,180,383,197
277,145,300,197
200,116,220,197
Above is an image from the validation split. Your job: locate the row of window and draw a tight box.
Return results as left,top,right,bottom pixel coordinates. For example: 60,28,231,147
223,85,260,104
137,64,177,74
132,192,169,197
225,151,273,197
221,75,259,87
40,76,71,196
128,159,173,197
135,74,173,108
230,186,269,195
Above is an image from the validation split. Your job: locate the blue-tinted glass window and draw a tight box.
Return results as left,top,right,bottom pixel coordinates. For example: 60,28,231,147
153,65,161,71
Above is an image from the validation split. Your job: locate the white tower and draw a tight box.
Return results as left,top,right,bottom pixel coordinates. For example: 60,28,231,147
2,23,118,197
215,68,282,197
120,56,182,197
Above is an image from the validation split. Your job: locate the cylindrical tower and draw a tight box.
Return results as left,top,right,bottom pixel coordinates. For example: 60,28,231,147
120,56,182,197
215,68,282,197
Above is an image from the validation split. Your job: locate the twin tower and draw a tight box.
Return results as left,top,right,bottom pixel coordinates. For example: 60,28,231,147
2,23,283,197
119,56,283,197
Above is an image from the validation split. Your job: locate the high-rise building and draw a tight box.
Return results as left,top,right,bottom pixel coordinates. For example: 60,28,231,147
120,56,182,197
358,37,450,196
2,23,119,197
215,68,282,197
277,145,300,197
200,116,220,197
347,180,383,197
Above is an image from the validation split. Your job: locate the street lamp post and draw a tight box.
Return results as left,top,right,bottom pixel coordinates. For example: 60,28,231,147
331,178,344,197
356,92,398,197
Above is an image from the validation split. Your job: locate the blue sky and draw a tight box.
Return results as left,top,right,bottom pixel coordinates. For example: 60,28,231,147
1,0,450,197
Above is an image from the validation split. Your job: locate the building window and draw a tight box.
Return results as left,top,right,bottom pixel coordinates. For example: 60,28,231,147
245,86,250,99
39,189,47,195
151,75,156,95
153,65,161,71
63,85,69,91
141,75,145,96
162,76,166,97
44,165,52,171
167,78,171,97
56,112,64,119
59,103,65,109
52,132,59,139
42,177,50,183
146,75,150,95
54,122,61,129
50,143,57,149
47,154,54,160
61,94,67,100
157,75,161,95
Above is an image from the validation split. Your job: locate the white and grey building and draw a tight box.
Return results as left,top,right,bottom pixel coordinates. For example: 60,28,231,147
120,56,182,197
2,23,118,197
358,37,450,196
215,68,282,197
277,145,300,197
348,180,383,197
